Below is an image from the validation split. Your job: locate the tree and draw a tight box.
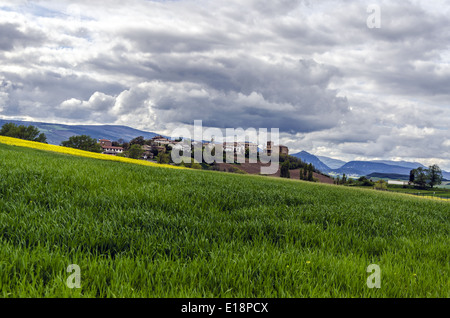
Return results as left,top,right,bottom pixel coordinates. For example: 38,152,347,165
0,123,47,143
280,161,290,178
358,176,374,187
130,136,145,146
157,152,171,164
128,144,144,159
427,164,443,188
413,167,428,188
122,142,130,151
61,135,102,153
299,168,304,180
409,169,416,184
307,169,313,181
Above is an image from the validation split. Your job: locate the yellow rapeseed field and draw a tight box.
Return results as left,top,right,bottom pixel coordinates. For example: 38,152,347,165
0,136,185,170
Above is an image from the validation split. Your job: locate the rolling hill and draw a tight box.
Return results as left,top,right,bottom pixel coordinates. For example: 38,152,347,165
0,137,448,298
0,119,161,145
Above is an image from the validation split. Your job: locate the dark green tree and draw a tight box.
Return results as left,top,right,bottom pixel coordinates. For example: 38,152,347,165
157,152,171,164
308,169,313,181
307,163,314,181
427,164,443,188
0,123,47,143
130,136,145,146
128,144,144,159
280,161,290,178
409,169,416,184
61,135,102,153
413,167,428,188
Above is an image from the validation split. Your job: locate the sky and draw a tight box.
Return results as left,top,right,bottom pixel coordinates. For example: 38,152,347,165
0,0,449,169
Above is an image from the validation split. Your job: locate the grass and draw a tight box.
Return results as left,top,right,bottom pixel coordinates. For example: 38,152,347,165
0,139,449,298
386,185,450,200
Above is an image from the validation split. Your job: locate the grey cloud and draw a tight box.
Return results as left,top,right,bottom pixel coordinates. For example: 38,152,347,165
0,22,46,51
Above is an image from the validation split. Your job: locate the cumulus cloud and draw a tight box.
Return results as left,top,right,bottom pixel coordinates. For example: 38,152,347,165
0,0,449,169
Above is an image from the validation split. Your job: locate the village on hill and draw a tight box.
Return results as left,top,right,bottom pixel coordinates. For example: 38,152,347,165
95,134,336,184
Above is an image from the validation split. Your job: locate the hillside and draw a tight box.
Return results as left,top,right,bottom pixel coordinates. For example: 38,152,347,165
0,138,448,298
290,151,332,173
370,160,427,170
335,161,413,176
316,155,346,169
0,119,161,145
217,162,335,184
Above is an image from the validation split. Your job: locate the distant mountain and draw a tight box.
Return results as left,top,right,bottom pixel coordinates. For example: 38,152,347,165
370,160,426,170
290,151,331,172
0,119,161,145
316,155,347,169
290,151,450,180
334,161,413,176
333,160,450,180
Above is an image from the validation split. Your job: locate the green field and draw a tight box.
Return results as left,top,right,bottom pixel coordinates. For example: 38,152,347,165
0,143,449,297
386,185,450,200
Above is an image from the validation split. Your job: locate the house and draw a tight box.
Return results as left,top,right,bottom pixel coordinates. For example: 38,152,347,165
387,180,409,186
223,141,258,155
266,141,289,156
98,139,123,155
99,139,112,147
279,145,289,156
151,135,171,145
141,145,154,159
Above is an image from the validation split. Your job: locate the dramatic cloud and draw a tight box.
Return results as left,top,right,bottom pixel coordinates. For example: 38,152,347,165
0,0,449,169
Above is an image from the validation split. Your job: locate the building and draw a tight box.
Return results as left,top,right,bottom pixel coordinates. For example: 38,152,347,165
266,141,289,156
151,135,171,145
99,139,123,155
279,145,289,156
141,145,154,159
223,142,245,154
99,139,112,147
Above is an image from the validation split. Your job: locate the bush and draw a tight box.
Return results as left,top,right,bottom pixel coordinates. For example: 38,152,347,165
228,166,247,174
374,180,388,190
61,135,102,153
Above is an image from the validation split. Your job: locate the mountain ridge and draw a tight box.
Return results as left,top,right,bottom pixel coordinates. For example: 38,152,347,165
291,150,450,180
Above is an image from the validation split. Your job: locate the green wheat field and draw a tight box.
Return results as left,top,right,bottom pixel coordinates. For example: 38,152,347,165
0,142,448,297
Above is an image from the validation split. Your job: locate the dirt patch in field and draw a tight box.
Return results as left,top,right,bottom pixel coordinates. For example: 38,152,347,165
217,162,335,184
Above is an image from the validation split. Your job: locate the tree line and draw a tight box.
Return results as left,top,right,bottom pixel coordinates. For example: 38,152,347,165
0,123,47,143
409,165,443,189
